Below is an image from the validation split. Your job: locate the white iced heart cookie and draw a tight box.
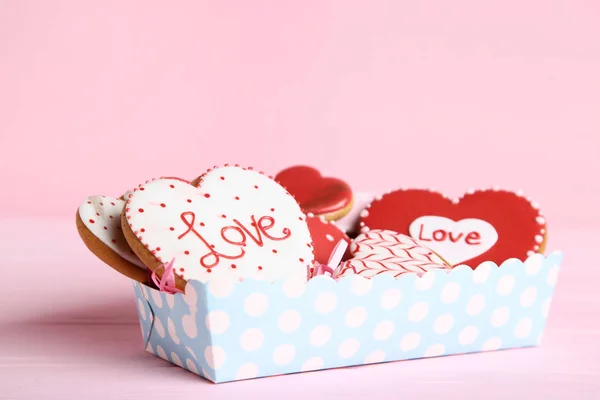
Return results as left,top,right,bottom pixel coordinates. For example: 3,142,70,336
408,216,498,265
334,229,451,279
76,195,147,282
122,166,315,286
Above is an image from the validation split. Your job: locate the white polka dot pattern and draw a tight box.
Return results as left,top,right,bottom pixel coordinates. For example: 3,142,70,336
133,251,562,383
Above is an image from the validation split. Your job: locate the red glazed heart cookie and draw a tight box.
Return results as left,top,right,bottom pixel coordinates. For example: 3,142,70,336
121,166,315,290
334,229,451,279
274,165,354,221
359,189,547,268
305,214,351,264
76,195,148,283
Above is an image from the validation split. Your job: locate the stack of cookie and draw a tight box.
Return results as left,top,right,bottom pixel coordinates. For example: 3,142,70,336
76,164,547,293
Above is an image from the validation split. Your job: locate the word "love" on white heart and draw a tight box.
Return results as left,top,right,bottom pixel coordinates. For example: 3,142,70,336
408,216,498,265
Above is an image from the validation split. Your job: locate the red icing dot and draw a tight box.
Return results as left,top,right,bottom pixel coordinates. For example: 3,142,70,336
270,208,275,212
138,208,144,213
258,266,263,270
207,269,212,273
157,257,162,262
235,164,240,167
161,203,166,208
169,184,175,189
156,247,161,251
87,201,91,204
109,215,113,219
184,250,190,255
99,203,103,206
187,199,192,203
89,219,95,224
96,212,100,216
272,249,278,254
299,217,303,221
231,264,237,269
126,208,130,212
140,228,146,233
103,226,107,230
210,244,215,248
254,185,259,189
169,227,174,231
235,196,240,200
151,250,156,254
221,214,227,218
111,202,115,206
204,193,211,198
179,268,185,272
299,258,304,262
200,222,205,227
140,187,145,191
220,176,225,180
111,239,117,243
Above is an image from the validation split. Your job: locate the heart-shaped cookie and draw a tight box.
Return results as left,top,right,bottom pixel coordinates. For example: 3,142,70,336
305,214,351,264
359,189,547,268
76,195,148,282
334,229,451,279
122,166,315,289
274,165,354,220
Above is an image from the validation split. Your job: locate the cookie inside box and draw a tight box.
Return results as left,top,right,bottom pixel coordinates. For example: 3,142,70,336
75,164,560,383
134,251,561,383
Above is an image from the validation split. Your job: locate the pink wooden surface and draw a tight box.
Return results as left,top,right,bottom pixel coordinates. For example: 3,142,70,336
1,219,599,399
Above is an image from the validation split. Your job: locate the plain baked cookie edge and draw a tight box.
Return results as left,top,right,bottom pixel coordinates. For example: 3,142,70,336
75,211,149,284
120,207,189,292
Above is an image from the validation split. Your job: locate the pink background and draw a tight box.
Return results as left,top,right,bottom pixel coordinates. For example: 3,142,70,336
1,2,600,398
1,0,599,226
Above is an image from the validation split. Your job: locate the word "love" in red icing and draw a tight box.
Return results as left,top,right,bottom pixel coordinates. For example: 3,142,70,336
417,224,481,245
177,211,292,270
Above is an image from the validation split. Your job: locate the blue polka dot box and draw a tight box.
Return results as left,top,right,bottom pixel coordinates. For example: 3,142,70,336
133,251,562,383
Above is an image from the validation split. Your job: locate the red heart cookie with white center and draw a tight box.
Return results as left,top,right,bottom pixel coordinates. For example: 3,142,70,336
122,166,315,290
274,165,354,221
76,195,148,283
334,229,451,279
305,214,351,264
359,189,547,268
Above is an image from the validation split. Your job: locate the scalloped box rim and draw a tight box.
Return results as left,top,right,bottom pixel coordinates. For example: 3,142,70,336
134,250,563,383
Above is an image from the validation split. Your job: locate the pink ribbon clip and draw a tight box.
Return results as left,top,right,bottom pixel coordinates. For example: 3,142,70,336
150,258,184,294
310,239,348,279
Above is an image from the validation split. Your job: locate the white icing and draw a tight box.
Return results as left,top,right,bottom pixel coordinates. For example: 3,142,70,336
125,167,314,283
350,229,449,266
536,216,546,225
408,216,498,266
335,192,374,233
335,230,450,279
78,196,146,268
